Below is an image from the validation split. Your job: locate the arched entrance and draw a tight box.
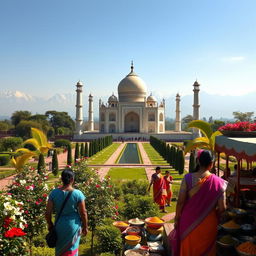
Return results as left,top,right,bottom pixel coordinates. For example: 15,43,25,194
124,112,139,132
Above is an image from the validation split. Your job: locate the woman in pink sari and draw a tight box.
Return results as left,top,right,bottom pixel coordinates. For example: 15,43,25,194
171,150,227,256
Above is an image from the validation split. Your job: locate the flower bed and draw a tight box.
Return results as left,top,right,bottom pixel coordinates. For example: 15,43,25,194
218,122,256,137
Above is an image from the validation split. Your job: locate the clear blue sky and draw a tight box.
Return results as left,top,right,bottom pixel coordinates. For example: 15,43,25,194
0,0,255,98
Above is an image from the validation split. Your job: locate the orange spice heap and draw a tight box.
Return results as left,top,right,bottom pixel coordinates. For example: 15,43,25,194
222,220,240,229
237,241,256,254
148,217,164,223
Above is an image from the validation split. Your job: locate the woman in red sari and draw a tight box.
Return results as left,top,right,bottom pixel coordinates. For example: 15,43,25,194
148,167,167,213
171,150,227,256
164,170,173,207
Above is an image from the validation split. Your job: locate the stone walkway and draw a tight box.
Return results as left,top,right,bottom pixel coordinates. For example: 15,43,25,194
0,149,74,190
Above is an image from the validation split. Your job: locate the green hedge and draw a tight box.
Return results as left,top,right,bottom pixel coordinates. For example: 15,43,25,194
54,139,71,148
0,154,11,166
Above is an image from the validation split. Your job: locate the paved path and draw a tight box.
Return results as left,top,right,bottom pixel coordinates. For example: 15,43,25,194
97,142,126,179
0,149,75,190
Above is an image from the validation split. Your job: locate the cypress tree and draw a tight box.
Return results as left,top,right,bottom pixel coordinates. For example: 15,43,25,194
37,153,45,174
178,150,185,174
189,151,196,173
85,143,89,157
52,149,59,176
80,143,84,157
67,144,72,165
173,147,177,170
89,142,92,157
166,144,170,163
74,143,80,161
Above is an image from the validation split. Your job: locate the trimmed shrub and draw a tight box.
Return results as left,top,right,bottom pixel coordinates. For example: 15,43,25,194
0,154,11,166
52,149,59,176
177,150,185,174
85,142,89,157
96,225,122,254
122,194,159,220
37,153,45,173
67,144,72,165
80,143,84,157
74,143,80,161
121,180,148,196
54,139,71,148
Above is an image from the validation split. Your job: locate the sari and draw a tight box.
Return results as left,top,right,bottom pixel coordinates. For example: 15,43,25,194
164,175,173,205
171,173,227,256
49,189,85,256
152,173,167,208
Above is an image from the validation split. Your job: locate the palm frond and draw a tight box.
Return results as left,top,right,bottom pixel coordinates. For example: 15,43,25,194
188,120,213,139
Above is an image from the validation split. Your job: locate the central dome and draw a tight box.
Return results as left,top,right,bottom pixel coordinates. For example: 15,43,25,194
118,65,147,102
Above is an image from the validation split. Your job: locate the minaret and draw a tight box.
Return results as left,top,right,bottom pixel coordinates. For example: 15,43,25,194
88,94,94,131
175,93,181,132
75,81,83,135
193,80,200,137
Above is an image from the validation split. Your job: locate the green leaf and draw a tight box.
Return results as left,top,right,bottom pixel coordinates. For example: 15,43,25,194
188,120,213,139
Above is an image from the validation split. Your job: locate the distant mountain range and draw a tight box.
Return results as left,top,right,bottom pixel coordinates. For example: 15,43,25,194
0,90,255,120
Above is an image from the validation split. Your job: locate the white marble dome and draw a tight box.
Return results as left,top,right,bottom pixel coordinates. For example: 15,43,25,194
118,66,147,102
147,94,156,102
108,94,118,102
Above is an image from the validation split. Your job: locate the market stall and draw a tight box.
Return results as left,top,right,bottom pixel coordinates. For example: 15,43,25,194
215,136,256,206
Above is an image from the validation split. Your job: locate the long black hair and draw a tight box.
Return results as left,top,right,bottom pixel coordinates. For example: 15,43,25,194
61,169,75,185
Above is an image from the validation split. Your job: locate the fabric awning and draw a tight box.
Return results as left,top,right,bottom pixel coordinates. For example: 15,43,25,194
215,136,256,162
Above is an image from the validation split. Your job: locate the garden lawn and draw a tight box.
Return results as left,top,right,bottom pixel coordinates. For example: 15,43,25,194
108,167,147,181
142,143,169,165
0,169,16,179
87,143,120,164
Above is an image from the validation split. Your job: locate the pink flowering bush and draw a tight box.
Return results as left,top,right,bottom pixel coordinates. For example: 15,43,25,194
7,166,49,253
0,193,28,255
218,122,256,132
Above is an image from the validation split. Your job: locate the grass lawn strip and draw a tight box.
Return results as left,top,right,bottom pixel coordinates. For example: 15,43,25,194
108,167,146,181
0,169,16,179
115,143,127,164
87,143,120,165
142,143,169,165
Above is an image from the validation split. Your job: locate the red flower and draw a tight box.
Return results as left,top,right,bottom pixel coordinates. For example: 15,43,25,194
3,217,13,229
35,201,40,205
43,193,48,197
95,184,101,188
4,227,26,238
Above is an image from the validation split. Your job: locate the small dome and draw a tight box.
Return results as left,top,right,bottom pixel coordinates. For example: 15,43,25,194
193,80,200,86
108,94,118,102
76,81,83,86
147,94,156,102
118,65,147,102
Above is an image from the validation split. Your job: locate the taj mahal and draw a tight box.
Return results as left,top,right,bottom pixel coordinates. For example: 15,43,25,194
73,63,200,141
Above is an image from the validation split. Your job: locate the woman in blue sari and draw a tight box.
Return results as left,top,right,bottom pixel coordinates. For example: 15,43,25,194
45,169,88,256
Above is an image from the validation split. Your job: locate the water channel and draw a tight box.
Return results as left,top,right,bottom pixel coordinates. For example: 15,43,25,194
118,143,141,164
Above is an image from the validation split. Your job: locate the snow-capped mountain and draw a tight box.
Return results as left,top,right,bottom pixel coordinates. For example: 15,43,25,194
0,90,255,120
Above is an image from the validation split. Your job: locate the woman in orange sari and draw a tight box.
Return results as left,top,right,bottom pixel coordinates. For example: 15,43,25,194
148,167,167,213
171,150,227,256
